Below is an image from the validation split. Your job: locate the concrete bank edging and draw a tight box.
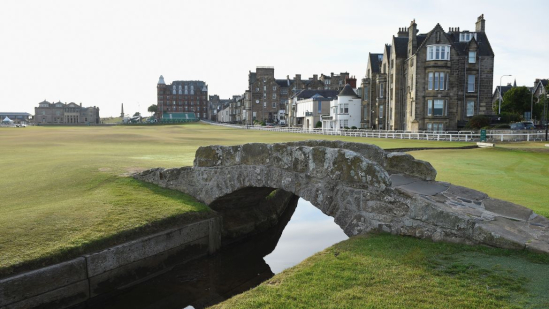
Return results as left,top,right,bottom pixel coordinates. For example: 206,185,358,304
0,217,222,309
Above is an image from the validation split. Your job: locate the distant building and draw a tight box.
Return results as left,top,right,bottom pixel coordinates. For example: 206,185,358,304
156,75,208,121
322,84,362,131
361,14,494,131
34,100,100,124
288,89,340,128
0,112,32,124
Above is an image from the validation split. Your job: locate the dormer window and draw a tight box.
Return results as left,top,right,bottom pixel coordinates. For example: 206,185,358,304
427,45,450,61
459,32,477,42
468,51,477,63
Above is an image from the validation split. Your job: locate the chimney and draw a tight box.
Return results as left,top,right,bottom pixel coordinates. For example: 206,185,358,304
295,74,301,81
313,74,318,81
345,76,357,88
408,19,418,55
475,14,485,32
331,72,334,77
397,27,408,37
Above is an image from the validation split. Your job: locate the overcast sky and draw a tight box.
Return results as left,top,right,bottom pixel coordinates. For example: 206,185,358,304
1,0,548,117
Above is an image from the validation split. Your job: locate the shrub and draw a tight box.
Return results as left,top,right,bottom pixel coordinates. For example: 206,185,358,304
465,115,491,129
315,121,322,128
351,126,357,130
493,124,510,129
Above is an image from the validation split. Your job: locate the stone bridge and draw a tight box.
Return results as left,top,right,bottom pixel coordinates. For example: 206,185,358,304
134,140,549,254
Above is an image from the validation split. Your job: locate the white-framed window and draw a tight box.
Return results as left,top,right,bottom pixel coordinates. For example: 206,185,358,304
379,105,384,118
178,85,182,94
468,51,477,63
427,99,447,116
467,100,475,117
173,100,175,105
191,85,194,95
467,75,475,92
428,72,448,90
380,83,384,98
339,104,349,114
427,45,451,60
185,85,188,94
272,93,276,99
263,86,266,91
318,101,322,113
263,93,266,99
263,102,266,107
172,87,176,94
272,102,276,108
460,32,477,42
339,119,349,128
273,86,276,91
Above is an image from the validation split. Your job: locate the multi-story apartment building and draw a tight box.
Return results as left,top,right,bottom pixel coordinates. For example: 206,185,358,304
156,75,208,120
361,15,494,131
34,100,100,124
244,67,353,125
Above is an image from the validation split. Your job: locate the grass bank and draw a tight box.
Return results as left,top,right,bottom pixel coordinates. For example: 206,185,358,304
1,123,547,279
212,234,549,308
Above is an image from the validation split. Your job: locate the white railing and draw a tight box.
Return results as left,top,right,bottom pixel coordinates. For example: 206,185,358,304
202,121,547,142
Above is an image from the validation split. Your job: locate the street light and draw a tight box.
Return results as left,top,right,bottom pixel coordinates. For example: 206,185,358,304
499,74,512,115
545,94,549,141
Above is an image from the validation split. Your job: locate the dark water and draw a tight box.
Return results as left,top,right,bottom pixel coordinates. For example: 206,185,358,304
88,198,347,309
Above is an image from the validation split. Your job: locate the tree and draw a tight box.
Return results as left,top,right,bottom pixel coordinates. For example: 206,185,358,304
133,112,141,117
147,104,157,115
500,86,531,117
465,115,491,129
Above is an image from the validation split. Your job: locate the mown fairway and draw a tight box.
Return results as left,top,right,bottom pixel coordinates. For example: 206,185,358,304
0,123,548,281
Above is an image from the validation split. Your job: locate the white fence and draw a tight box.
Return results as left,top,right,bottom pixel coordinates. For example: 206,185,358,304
204,121,548,142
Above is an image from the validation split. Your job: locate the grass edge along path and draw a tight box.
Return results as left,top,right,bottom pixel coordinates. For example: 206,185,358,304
210,234,549,309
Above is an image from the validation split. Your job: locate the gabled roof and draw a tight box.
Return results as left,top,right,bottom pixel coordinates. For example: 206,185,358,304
338,84,359,98
291,89,340,100
393,37,408,58
369,53,383,73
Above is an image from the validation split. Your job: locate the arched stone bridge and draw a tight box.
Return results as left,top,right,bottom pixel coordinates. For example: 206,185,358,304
135,140,549,254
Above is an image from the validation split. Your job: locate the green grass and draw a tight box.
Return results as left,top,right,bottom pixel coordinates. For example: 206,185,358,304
411,144,549,217
211,234,549,309
0,123,548,282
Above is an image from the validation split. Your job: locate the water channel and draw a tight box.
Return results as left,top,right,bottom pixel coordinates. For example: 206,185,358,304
89,198,348,309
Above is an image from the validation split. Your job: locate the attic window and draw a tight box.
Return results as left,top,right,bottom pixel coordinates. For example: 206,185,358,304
459,32,477,42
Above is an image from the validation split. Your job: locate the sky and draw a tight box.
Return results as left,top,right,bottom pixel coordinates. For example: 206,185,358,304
1,0,548,117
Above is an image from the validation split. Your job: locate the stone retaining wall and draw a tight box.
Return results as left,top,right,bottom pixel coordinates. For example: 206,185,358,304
0,218,221,309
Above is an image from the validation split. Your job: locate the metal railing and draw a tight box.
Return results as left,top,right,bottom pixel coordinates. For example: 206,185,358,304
202,121,547,142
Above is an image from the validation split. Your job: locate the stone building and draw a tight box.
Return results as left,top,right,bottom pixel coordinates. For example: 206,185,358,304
156,75,208,120
245,67,353,125
34,100,100,124
361,14,494,131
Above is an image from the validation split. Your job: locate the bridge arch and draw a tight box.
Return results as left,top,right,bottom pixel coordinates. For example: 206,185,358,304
135,140,549,254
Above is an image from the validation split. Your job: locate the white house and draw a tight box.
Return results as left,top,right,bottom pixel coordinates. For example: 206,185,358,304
322,84,361,131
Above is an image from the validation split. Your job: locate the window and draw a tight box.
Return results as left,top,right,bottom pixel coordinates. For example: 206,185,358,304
318,101,322,113
339,104,349,114
427,45,450,60
173,87,176,94
427,122,444,132
178,85,182,94
427,99,447,116
380,83,384,98
467,101,475,117
339,119,349,128
272,93,276,99
428,72,448,90
468,51,476,63
467,75,475,92
185,85,188,94
263,93,266,99
379,105,384,118
273,86,276,91
191,85,194,95
460,32,477,42
272,102,276,108
263,86,266,91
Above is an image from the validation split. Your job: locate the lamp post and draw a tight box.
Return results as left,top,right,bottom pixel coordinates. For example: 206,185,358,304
545,94,548,141
499,74,512,115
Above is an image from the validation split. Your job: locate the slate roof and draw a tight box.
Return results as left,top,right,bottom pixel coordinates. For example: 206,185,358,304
338,84,359,98
393,37,408,58
275,79,293,87
369,53,383,73
292,89,340,100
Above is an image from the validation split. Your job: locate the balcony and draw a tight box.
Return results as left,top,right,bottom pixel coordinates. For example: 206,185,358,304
305,112,313,116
